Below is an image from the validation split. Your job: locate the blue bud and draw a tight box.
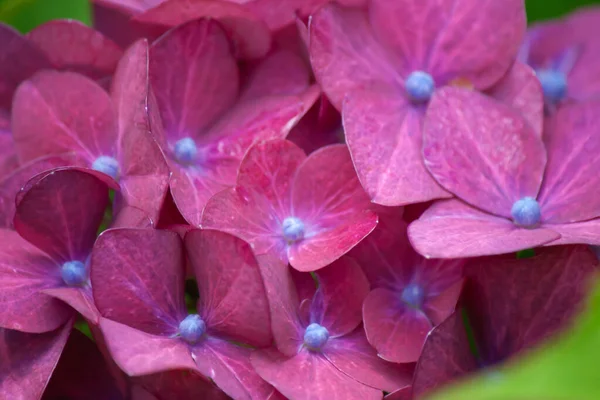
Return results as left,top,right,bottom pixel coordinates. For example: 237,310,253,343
536,69,567,104
178,314,206,344
174,137,198,165
61,260,88,286
303,323,329,351
405,71,435,103
511,197,541,228
92,156,119,180
282,216,305,243
401,283,425,309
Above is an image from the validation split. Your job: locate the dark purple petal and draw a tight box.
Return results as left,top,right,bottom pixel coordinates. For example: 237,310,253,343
26,20,123,79
14,169,110,263
252,348,383,400
91,228,185,335
408,199,560,258
134,369,229,400
423,87,546,217
42,287,100,325
12,71,118,164
343,88,450,206
185,229,271,347
385,387,413,400
0,321,71,399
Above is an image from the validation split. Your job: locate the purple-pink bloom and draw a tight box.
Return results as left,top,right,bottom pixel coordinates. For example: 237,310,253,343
11,39,169,221
350,207,464,363
202,139,377,272
309,0,526,206
132,369,230,400
410,89,600,258
410,245,598,398
91,228,273,399
251,256,412,399
148,18,318,226
0,169,113,333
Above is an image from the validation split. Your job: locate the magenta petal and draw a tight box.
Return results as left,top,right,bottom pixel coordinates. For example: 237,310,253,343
309,3,398,110
99,318,195,376
424,87,546,216
26,20,123,79
0,23,50,109
185,229,271,347
12,70,118,164
385,387,412,400
486,61,544,137
14,169,109,263
194,339,273,400
0,229,71,333
544,219,600,246
538,101,600,223
134,369,229,400
43,286,100,325
363,288,432,363
408,199,560,258
110,205,154,229
252,348,383,400
149,19,239,139
311,257,369,336
91,228,185,334
344,88,450,206
412,312,477,398
0,321,72,399
137,0,271,59
112,39,169,221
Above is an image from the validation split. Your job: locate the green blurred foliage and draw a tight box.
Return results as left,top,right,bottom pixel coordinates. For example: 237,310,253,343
526,0,600,22
430,279,600,400
0,0,91,32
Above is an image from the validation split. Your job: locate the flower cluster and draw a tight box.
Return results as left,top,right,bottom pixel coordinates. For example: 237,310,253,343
1,1,599,399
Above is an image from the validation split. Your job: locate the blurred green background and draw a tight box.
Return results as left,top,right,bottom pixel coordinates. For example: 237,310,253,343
2,0,600,32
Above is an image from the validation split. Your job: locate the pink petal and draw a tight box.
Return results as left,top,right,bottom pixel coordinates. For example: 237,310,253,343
149,18,238,140
543,219,600,246
309,3,399,110
112,39,169,221
289,144,378,271
424,280,464,326
311,257,369,336
412,312,477,398
12,71,118,164
0,112,17,177
201,140,306,259
185,229,271,347
486,61,544,137
408,199,560,258
326,328,413,393
252,348,383,400
14,169,110,263
343,88,450,206
0,321,72,399
369,0,525,88
91,228,185,334
0,23,50,109
385,387,412,400
99,318,195,376
137,0,271,59
538,101,600,223
423,87,546,217
193,338,273,400
363,288,432,363
133,369,229,400
26,20,123,79
0,229,71,333
110,205,154,229
43,286,100,325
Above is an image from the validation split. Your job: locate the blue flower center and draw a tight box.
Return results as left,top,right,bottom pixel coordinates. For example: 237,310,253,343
178,314,206,344
405,71,435,103
282,216,305,243
536,69,567,104
303,323,329,351
401,283,425,309
61,260,88,286
173,137,198,165
511,197,541,228
92,156,119,180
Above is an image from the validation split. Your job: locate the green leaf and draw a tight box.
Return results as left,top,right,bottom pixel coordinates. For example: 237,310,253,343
0,0,92,33
526,0,600,23
430,278,600,400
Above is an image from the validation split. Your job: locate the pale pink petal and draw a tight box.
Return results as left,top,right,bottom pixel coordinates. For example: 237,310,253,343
543,219,600,246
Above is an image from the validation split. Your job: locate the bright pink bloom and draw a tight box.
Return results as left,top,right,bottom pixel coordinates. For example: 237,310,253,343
251,257,412,400
410,89,600,258
309,1,526,206
410,245,598,398
92,228,273,399
202,139,377,272
350,207,464,363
